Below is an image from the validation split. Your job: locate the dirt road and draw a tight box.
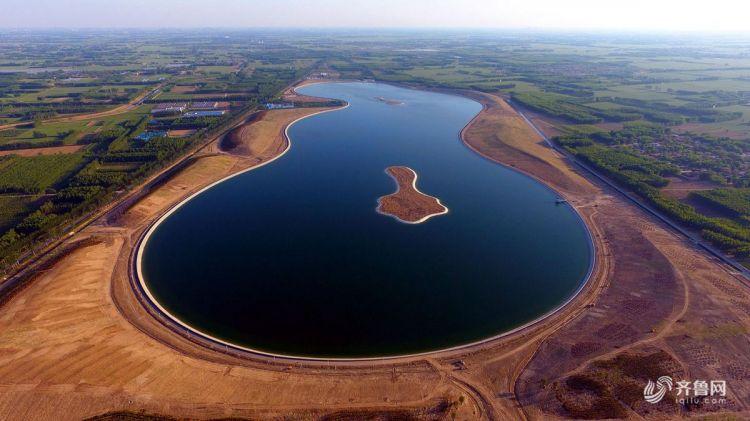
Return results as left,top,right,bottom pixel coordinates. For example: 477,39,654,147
0,88,749,420
0,85,160,132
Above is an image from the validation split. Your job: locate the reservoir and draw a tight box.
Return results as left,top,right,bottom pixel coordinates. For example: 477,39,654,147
138,82,592,358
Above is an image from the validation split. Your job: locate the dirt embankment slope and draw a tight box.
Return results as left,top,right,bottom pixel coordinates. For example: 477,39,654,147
461,91,594,197
0,104,480,421
462,92,750,420
280,79,338,103
377,166,447,223
219,107,327,161
0,87,749,420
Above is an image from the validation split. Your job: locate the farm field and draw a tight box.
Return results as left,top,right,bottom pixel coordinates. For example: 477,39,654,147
1,29,750,271
0,30,321,267
1,28,750,421
0,153,85,193
2,29,750,271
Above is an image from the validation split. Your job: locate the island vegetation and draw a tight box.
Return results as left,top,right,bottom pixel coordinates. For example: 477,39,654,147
377,166,447,223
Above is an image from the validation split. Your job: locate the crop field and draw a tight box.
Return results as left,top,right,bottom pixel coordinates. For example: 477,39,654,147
2,28,750,421
1,28,750,271
583,101,627,110
629,57,750,71
0,29,322,265
0,107,151,147
0,153,85,194
0,84,148,104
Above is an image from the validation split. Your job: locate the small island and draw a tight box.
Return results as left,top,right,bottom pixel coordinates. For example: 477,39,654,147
375,96,404,105
377,166,448,224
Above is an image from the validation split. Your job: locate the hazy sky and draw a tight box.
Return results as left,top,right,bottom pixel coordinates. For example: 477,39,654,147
2,0,749,32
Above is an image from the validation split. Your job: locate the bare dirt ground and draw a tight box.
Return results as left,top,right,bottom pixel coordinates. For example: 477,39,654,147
462,94,750,420
376,166,447,223
170,85,197,94
216,107,327,161
0,104,477,421
661,178,718,201
661,178,727,218
166,129,196,138
0,144,84,157
1,87,749,420
281,79,338,103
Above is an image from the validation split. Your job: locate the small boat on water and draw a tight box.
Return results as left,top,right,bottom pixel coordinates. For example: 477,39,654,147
555,198,567,205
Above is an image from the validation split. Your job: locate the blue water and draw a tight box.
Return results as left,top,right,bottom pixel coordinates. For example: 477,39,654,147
140,82,592,358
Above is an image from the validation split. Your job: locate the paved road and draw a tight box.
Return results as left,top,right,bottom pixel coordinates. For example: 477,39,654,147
510,101,750,281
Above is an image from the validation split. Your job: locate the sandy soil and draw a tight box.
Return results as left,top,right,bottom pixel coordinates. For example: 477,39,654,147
166,129,196,138
461,92,594,197
460,94,750,420
219,108,328,162
377,166,447,223
170,85,197,94
1,86,750,420
0,103,481,421
0,144,84,157
281,79,338,103
660,178,728,219
661,178,718,201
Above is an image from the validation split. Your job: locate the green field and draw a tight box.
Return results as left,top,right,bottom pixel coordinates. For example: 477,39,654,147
0,84,148,104
0,106,150,147
0,153,85,194
2,28,750,268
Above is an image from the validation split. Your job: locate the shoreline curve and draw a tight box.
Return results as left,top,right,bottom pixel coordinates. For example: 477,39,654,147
132,82,596,362
376,166,449,224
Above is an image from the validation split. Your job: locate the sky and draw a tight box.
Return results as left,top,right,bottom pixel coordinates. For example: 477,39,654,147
2,0,749,32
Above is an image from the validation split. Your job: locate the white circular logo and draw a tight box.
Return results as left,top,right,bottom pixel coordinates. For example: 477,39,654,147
644,376,673,404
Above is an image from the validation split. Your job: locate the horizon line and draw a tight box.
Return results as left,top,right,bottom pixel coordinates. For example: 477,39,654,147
1,26,750,36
